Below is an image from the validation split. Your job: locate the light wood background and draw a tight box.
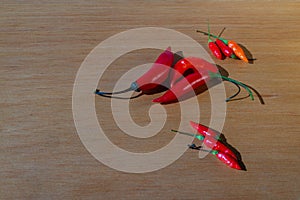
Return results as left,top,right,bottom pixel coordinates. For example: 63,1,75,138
1,1,299,199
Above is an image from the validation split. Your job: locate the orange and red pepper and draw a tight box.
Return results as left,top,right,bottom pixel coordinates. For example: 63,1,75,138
196,29,249,63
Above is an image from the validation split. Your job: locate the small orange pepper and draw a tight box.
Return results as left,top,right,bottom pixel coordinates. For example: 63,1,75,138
227,40,249,63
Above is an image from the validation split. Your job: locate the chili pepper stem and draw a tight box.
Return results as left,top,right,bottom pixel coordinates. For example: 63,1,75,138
226,81,241,102
200,148,219,155
95,82,139,96
197,29,229,44
188,144,219,154
95,88,132,95
171,129,204,140
209,72,254,101
218,27,226,37
207,20,213,43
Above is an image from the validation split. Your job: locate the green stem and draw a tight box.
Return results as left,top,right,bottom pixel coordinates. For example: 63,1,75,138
190,145,219,155
94,82,139,96
226,81,241,102
218,27,226,37
209,149,219,155
207,20,213,43
196,30,229,45
210,72,254,101
171,129,204,141
207,20,211,42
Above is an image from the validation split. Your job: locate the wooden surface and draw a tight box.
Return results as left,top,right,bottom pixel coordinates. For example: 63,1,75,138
1,1,300,199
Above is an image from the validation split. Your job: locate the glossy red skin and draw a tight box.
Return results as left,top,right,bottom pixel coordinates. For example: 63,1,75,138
215,39,234,57
170,57,218,87
135,47,174,93
209,42,223,60
189,121,219,138
216,151,242,170
152,72,209,103
200,134,238,160
190,121,238,160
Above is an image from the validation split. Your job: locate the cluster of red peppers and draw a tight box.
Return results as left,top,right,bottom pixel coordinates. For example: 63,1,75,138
172,121,245,170
197,23,249,63
95,30,255,170
95,47,254,103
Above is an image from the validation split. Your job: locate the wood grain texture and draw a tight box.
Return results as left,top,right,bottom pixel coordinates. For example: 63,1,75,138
1,1,299,199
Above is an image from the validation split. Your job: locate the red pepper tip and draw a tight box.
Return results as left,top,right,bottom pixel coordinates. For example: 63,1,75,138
189,121,198,128
190,121,209,132
235,164,242,170
152,97,163,103
166,46,171,52
189,121,199,131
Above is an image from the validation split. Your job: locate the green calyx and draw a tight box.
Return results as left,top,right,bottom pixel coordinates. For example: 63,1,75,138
230,54,237,59
195,135,205,141
171,130,204,141
220,38,229,45
210,150,219,155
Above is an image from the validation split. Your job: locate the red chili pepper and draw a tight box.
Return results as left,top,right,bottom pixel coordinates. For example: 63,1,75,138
136,47,174,93
215,38,234,57
177,122,238,160
95,47,174,96
190,121,219,139
152,71,209,103
172,127,237,160
188,144,243,170
153,70,255,103
201,135,238,160
207,22,224,60
173,131,243,170
212,150,242,170
170,57,218,87
208,40,223,60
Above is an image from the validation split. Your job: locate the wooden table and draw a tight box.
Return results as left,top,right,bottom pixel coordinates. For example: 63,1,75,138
1,1,299,199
